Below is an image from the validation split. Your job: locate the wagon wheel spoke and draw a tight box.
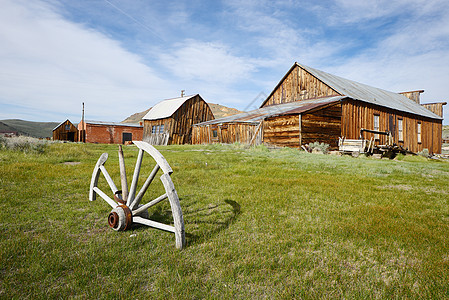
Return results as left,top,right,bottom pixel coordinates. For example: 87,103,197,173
132,193,167,215
129,164,161,210
92,187,118,208
133,216,176,233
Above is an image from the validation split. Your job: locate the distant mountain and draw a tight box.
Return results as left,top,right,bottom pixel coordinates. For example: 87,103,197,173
121,103,242,124
208,103,242,119
121,108,151,124
0,119,60,138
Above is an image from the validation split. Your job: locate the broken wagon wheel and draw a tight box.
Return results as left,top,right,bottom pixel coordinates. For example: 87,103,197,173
89,141,185,249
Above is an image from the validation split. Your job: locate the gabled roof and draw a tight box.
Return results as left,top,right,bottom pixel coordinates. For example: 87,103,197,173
194,96,344,126
143,94,198,120
53,119,73,131
262,62,442,120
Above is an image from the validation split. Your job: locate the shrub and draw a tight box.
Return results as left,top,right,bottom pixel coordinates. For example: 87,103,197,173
0,136,49,154
308,142,330,154
0,136,6,149
417,148,430,158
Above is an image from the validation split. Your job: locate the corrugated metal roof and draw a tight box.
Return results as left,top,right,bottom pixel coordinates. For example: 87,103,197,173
143,94,197,120
297,63,442,120
85,120,142,127
194,96,344,126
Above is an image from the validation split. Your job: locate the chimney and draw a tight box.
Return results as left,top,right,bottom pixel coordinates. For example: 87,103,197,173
181,90,185,97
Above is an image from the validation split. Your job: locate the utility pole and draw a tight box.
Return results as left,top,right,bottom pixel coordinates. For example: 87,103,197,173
81,102,85,142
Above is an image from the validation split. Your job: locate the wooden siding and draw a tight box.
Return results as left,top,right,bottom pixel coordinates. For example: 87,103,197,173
53,120,78,142
421,103,446,118
143,95,214,145
263,115,300,148
262,65,340,107
341,99,442,153
301,103,342,148
399,90,424,104
192,123,261,145
262,103,342,149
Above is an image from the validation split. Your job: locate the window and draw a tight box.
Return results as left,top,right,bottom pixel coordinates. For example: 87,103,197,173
398,118,403,141
212,130,218,137
417,122,422,143
151,124,165,134
65,124,71,131
373,114,380,139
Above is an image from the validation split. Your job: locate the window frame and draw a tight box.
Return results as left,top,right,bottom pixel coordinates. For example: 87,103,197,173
373,114,380,139
398,118,403,142
417,122,422,143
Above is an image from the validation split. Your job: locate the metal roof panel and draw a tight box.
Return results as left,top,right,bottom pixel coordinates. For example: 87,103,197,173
143,94,197,120
298,63,442,120
194,96,344,126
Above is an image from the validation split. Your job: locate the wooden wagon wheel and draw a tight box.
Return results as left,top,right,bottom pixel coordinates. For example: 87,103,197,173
89,141,185,249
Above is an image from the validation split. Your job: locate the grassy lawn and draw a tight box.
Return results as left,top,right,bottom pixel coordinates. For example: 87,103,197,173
1,142,448,298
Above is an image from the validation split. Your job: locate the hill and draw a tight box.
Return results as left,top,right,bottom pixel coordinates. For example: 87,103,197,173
121,103,242,123
121,108,151,124
0,119,59,138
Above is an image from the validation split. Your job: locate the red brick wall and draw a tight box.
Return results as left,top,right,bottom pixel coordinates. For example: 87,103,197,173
83,123,143,144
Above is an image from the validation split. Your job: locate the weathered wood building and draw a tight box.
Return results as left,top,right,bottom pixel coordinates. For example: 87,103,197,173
143,94,214,145
77,120,143,144
193,62,445,153
53,119,78,142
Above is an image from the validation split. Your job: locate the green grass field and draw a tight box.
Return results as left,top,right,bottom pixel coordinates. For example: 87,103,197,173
1,142,448,298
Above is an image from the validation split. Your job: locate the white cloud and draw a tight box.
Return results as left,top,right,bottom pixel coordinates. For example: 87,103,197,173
0,0,173,122
158,40,256,84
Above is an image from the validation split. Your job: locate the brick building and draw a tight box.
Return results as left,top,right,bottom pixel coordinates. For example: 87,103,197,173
77,120,143,144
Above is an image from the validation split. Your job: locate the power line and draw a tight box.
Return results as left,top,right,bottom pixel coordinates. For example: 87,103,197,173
103,0,165,42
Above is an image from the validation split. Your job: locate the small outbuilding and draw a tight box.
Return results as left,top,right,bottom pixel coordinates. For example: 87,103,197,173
142,94,214,145
53,119,78,142
77,120,143,144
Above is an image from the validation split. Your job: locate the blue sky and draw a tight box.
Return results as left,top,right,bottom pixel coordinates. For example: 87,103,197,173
1,0,449,124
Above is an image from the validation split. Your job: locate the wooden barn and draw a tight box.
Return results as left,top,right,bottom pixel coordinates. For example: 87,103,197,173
193,62,445,153
77,120,143,144
142,94,214,145
53,119,78,142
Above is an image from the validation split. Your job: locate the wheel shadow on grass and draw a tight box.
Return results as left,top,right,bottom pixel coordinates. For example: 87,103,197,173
182,198,241,246
131,197,240,247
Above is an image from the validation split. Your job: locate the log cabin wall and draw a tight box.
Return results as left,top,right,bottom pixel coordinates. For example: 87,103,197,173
144,95,214,145
53,120,78,142
301,103,342,148
341,99,442,153
262,64,340,107
263,115,300,148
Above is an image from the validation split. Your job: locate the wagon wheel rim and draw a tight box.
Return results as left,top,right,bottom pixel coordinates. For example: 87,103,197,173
89,141,185,249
